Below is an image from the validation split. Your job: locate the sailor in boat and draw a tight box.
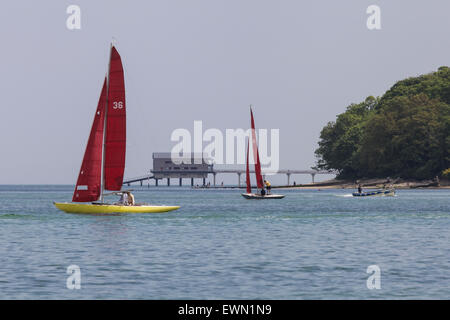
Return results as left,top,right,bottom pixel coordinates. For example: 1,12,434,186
357,184,362,194
118,192,128,205
116,191,135,206
264,180,271,195
127,191,135,206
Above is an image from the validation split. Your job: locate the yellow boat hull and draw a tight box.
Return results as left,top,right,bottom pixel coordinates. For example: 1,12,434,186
54,202,180,214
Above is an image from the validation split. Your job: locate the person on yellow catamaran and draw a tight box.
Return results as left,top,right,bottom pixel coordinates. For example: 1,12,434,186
264,179,271,195
119,192,128,205
127,191,135,206
118,191,135,206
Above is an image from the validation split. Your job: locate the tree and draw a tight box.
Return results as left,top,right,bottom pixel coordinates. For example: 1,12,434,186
315,67,450,180
315,97,377,178
358,94,448,179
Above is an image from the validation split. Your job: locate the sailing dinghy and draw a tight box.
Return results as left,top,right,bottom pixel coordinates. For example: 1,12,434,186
54,44,179,214
241,107,285,200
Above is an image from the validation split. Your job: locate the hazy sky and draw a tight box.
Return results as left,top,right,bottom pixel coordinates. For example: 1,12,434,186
0,1,449,184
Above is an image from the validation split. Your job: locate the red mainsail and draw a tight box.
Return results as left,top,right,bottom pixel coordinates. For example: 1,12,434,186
72,78,107,202
250,108,264,189
104,46,126,190
246,140,251,193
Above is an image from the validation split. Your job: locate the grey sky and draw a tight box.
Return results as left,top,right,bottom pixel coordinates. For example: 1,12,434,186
0,1,449,184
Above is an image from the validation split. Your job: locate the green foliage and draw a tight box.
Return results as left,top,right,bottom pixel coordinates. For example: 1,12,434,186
442,168,450,179
380,66,450,105
315,67,450,179
315,97,377,177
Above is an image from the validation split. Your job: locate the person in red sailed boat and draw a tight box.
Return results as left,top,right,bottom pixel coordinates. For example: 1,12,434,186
264,180,271,195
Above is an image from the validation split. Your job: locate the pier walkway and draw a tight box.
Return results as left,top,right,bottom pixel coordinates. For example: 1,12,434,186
123,168,334,187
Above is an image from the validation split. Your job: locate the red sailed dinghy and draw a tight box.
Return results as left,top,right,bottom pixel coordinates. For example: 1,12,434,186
241,107,284,199
54,44,180,214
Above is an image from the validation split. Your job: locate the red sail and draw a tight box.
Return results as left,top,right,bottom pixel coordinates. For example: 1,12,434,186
104,46,126,190
250,108,264,189
72,78,107,202
246,139,251,193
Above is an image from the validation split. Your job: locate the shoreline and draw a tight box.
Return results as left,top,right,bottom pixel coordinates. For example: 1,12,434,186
273,178,450,190
277,185,450,190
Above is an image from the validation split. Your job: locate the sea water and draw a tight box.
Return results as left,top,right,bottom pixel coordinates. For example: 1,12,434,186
0,185,449,299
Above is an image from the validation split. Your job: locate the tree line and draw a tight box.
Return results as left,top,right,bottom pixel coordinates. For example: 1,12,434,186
315,66,450,180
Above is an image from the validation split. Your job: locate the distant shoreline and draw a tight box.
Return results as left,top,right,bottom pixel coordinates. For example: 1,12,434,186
274,178,450,190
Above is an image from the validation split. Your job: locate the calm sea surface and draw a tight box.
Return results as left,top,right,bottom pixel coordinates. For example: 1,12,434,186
0,185,449,299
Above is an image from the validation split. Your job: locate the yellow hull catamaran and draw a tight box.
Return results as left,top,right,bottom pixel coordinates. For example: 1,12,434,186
54,44,179,214
54,202,180,214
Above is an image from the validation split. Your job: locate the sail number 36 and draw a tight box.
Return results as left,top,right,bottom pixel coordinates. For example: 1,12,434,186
113,101,124,109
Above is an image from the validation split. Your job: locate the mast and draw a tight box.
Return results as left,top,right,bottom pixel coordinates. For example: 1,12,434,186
99,43,113,203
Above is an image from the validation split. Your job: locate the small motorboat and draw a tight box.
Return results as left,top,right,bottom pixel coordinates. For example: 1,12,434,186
352,189,395,197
